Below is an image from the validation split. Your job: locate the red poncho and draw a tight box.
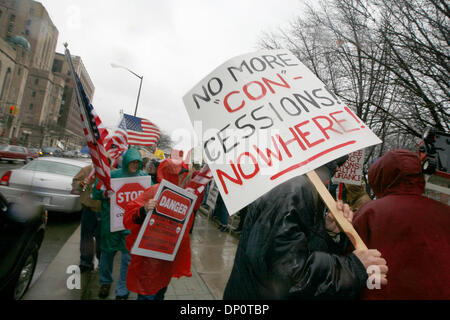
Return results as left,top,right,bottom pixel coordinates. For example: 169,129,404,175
353,149,450,300
123,159,194,295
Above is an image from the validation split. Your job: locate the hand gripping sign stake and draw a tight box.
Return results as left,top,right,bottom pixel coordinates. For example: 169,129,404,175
306,170,368,250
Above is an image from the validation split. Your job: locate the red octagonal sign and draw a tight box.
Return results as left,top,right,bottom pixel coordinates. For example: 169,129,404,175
116,183,145,210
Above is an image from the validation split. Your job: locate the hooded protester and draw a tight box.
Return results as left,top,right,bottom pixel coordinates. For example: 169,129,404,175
353,149,450,299
92,147,148,299
123,158,192,300
223,157,388,300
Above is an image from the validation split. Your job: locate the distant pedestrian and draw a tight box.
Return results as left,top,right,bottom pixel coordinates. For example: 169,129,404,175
211,193,229,232
145,159,160,184
93,148,148,300
72,164,101,273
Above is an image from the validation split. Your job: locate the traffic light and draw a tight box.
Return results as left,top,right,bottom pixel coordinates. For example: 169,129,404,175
8,106,19,115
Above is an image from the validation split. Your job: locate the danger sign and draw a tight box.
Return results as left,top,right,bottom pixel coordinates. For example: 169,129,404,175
131,179,197,261
111,176,152,232
157,189,191,221
183,49,381,214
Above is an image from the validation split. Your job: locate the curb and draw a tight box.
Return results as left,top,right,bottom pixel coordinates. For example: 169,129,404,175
23,225,82,300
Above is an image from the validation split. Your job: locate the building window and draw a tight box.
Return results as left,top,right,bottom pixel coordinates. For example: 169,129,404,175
34,78,39,85
17,68,21,75
32,91,36,98
52,59,63,73
9,14,15,22
29,104,33,110
0,68,11,100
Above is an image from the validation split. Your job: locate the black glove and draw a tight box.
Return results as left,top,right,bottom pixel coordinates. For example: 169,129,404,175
133,206,147,225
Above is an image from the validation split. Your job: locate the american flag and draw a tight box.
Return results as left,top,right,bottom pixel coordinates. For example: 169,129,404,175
104,117,128,162
122,113,160,147
184,164,213,195
64,47,112,192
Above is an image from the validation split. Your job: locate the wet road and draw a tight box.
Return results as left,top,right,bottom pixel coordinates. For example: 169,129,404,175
0,161,81,287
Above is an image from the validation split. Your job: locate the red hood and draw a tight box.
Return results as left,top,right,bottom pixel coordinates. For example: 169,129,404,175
368,149,425,198
157,159,184,185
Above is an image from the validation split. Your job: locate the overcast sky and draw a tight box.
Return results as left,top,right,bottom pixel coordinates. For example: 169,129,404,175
38,0,304,151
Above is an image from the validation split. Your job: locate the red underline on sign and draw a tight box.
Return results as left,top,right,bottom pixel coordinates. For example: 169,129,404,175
270,140,357,181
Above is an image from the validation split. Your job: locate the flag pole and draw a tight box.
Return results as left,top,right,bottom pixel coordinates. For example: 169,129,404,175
63,43,97,144
64,42,112,192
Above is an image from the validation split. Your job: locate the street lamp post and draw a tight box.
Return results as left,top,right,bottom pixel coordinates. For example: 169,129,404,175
111,63,143,117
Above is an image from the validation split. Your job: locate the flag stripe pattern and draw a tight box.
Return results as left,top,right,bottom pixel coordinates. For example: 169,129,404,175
104,117,128,160
65,48,112,192
184,164,213,194
123,113,160,146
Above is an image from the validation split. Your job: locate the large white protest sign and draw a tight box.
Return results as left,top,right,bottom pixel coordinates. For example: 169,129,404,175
332,149,365,185
110,176,152,232
183,49,381,214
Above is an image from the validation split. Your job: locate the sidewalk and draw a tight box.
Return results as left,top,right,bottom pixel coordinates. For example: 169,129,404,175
24,206,240,300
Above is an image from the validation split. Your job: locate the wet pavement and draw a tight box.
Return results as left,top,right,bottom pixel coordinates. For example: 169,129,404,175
24,205,241,300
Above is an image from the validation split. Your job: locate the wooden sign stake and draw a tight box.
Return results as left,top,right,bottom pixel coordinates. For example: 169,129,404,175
306,170,368,251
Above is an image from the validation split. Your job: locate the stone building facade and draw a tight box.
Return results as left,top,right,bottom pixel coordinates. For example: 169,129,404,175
0,0,94,149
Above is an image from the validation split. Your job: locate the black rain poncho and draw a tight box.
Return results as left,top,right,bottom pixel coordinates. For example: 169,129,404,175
223,160,368,300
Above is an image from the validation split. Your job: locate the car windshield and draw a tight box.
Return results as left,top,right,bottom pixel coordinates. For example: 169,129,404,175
42,147,59,152
23,160,82,177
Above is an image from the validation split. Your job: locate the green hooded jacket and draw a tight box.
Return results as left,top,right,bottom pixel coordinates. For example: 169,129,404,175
92,148,149,252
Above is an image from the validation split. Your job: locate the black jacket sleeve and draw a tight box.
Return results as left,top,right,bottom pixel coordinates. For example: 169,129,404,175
267,208,367,299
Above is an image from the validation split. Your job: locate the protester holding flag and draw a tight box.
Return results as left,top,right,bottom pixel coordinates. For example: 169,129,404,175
223,157,388,300
122,158,192,300
93,148,148,300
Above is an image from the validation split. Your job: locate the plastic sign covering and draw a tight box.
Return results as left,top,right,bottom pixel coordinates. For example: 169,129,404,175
183,49,381,214
131,179,197,261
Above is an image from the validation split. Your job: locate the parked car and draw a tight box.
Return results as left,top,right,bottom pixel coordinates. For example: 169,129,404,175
0,157,90,213
41,147,62,157
62,150,78,158
0,191,47,300
0,145,33,163
27,148,40,160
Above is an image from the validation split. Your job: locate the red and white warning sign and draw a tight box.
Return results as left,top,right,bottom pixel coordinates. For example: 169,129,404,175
110,176,152,232
131,179,197,261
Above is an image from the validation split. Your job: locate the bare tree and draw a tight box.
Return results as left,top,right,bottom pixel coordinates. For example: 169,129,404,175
154,130,172,151
258,0,449,177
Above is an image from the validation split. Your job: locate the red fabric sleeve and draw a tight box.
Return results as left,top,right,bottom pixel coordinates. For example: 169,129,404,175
123,184,159,251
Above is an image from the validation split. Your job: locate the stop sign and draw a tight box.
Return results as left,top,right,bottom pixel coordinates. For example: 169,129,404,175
116,183,145,210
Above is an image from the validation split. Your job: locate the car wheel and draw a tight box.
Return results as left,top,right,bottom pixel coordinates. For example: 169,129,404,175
422,157,437,175
11,245,38,300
